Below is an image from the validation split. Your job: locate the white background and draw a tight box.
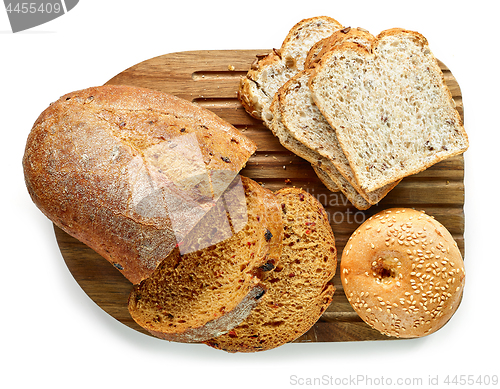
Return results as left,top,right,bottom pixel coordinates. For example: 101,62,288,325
2,1,498,388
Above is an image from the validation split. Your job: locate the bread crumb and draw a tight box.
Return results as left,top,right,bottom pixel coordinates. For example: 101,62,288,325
228,65,235,71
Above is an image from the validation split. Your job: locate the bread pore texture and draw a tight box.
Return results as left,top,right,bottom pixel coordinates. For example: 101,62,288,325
128,176,284,342
309,28,468,193
277,66,400,207
205,187,337,352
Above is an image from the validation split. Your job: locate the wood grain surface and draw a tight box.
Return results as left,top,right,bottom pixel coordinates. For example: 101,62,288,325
55,49,465,343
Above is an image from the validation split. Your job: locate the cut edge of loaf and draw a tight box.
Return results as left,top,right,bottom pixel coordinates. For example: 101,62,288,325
22,85,258,284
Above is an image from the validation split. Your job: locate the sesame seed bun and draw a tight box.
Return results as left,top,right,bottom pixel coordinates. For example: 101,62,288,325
340,208,465,338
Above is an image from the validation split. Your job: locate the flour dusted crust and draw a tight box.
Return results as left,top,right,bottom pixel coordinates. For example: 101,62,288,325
23,85,257,284
341,208,465,338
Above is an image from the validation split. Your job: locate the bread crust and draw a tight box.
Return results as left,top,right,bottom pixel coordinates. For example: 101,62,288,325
341,208,465,338
23,85,257,284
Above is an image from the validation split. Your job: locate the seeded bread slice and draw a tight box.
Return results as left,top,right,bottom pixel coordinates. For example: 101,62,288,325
309,28,469,192
127,176,284,342
278,62,400,205
270,95,374,210
238,16,343,126
205,187,336,352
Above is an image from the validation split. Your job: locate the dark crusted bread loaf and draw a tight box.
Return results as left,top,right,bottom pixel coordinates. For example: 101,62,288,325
205,187,336,352
128,176,284,342
309,28,469,192
23,85,257,284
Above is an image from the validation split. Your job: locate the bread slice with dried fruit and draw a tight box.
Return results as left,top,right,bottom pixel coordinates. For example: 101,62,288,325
205,187,336,352
309,28,468,192
128,176,284,342
238,16,343,126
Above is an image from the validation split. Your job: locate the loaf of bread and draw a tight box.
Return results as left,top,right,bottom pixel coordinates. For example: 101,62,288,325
128,176,284,342
239,16,343,126
23,85,257,284
309,28,469,192
206,187,336,352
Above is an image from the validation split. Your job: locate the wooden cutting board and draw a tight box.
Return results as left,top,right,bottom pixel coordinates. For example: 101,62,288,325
55,49,465,343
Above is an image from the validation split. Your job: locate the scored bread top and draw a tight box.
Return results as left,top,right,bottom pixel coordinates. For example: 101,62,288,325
238,16,343,124
128,176,284,343
23,85,257,284
309,28,468,193
205,187,337,352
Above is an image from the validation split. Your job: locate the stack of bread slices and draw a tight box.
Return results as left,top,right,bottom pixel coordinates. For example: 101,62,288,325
239,17,469,210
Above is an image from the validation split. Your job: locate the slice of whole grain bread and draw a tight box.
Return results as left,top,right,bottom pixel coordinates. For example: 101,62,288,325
205,187,336,352
278,58,400,205
270,95,374,210
309,28,469,192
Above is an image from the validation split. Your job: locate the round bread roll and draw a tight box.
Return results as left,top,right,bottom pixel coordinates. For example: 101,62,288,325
341,208,465,338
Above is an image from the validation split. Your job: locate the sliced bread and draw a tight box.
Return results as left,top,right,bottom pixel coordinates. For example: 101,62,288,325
127,176,284,342
277,58,400,205
205,187,336,352
238,16,343,126
309,28,469,192
270,95,373,210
